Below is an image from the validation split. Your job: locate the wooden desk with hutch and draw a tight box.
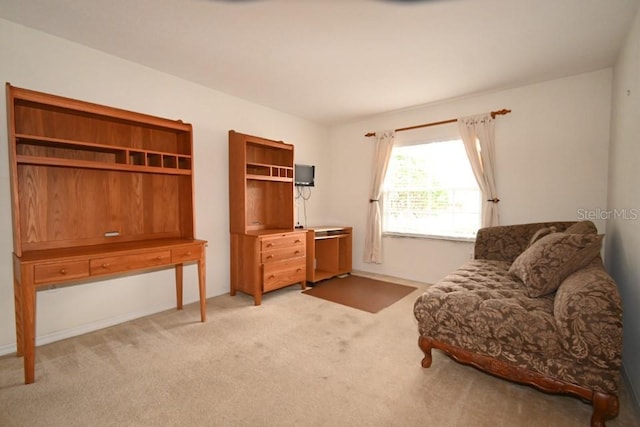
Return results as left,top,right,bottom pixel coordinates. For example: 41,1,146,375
5,84,207,384
228,131,307,305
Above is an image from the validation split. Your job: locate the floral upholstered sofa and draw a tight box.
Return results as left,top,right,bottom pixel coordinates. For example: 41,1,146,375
413,221,623,427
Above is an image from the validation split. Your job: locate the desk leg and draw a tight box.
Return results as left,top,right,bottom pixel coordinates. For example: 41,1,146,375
21,269,36,384
175,264,183,310
198,256,206,322
13,276,24,358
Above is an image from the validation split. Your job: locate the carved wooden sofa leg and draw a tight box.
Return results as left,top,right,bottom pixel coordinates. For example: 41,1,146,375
417,336,620,426
418,336,433,368
591,392,619,427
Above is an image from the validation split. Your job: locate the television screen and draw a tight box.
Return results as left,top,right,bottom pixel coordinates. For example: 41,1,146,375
295,164,315,187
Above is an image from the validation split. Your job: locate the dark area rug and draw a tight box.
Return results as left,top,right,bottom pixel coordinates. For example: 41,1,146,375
303,275,417,313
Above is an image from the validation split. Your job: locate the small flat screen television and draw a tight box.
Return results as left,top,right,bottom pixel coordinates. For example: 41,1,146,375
294,164,315,187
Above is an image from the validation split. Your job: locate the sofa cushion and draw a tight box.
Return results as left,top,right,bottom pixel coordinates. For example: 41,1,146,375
414,260,561,356
554,264,623,370
564,220,597,234
509,233,604,298
473,221,577,263
528,226,557,247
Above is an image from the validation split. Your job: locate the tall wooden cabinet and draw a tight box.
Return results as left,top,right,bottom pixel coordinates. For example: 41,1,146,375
6,84,207,384
228,130,306,305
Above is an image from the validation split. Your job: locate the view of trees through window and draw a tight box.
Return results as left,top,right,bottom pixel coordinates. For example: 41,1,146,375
382,139,481,239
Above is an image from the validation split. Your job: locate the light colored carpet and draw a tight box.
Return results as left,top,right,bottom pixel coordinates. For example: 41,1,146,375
0,274,638,427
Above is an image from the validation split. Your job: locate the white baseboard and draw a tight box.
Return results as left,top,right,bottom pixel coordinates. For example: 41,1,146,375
351,269,431,287
622,365,640,420
0,302,177,357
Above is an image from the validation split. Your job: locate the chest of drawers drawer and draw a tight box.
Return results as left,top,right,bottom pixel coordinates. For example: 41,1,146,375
263,258,306,292
171,244,203,263
261,233,305,251
90,250,171,276
262,245,305,264
34,260,90,285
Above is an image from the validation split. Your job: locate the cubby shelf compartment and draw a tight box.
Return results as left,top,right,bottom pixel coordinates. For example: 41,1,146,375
15,134,192,175
245,161,293,182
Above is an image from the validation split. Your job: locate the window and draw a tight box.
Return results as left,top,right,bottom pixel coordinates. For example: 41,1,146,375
382,139,480,240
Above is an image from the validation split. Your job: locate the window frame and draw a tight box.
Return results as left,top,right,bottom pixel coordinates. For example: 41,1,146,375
381,126,481,242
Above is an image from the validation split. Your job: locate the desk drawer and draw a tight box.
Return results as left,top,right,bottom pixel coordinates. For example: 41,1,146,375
34,260,90,284
172,244,203,263
261,233,305,251
262,246,305,264
91,251,171,276
263,259,305,292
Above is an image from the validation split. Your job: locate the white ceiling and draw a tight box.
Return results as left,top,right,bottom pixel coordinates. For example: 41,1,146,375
1,0,638,125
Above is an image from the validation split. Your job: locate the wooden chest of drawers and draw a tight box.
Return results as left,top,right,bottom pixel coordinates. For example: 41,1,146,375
230,230,307,305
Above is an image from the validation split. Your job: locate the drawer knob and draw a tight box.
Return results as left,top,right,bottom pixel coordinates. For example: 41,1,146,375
268,275,275,279
59,269,67,275
296,268,302,272
266,243,273,248
295,240,301,243
294,250,300,255
102,263,109,268
186,251,192,256
266,255,273,259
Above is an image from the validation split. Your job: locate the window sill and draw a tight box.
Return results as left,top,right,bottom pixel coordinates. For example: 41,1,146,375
383,232,475,243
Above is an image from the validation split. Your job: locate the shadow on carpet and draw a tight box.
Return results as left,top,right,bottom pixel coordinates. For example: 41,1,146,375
303,275,417,313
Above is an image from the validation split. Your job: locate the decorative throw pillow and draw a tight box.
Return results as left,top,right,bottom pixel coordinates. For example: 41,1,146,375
564,220,597,235
509,233,604,298
528,226,557,247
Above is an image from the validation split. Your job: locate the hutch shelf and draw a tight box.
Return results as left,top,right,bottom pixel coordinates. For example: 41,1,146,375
6,84,207,384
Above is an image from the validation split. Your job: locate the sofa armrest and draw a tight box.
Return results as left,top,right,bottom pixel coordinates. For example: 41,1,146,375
554,263,623,374
474,221,576,263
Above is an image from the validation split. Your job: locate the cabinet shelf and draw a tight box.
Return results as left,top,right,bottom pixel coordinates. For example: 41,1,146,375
16,133,192,175
246,174,293,182
17,133,126,153
16,155,192,175
245,161,293,181
312,269,336,282
315,233,350,240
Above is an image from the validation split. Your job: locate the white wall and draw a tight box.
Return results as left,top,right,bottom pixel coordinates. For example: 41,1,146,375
328,69,612,284
0,19,330,353
606,7,640,407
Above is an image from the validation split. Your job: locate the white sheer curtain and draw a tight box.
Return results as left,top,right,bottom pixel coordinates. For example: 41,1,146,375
458,114,500,227
363,130,395,264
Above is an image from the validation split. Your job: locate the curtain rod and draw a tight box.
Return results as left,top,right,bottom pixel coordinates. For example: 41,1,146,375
364,109,512,137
